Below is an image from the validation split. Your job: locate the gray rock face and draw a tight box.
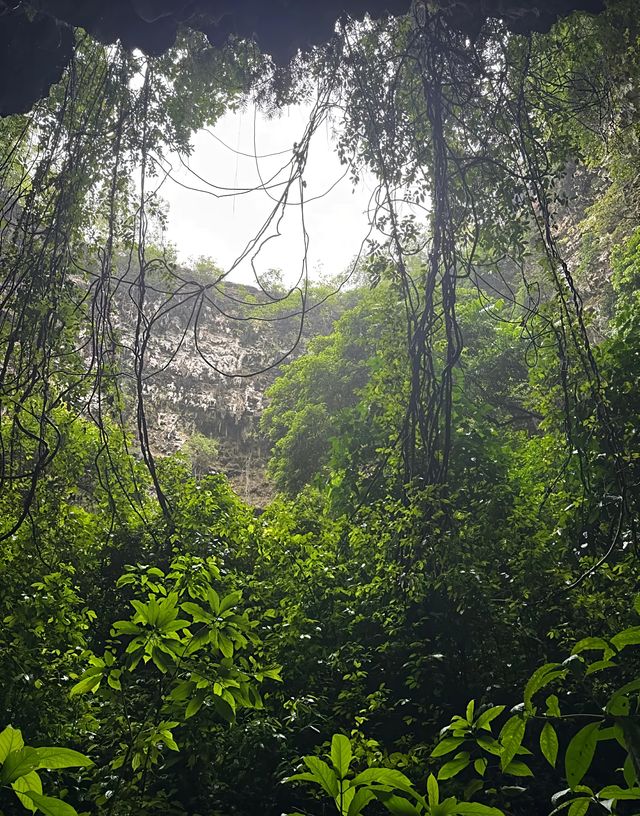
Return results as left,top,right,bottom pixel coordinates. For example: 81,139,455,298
113,273,344,505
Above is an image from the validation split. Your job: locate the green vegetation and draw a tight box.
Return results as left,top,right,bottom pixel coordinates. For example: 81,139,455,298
2,3,640,816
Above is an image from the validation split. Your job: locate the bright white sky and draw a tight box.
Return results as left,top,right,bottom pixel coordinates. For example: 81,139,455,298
155,103,379,286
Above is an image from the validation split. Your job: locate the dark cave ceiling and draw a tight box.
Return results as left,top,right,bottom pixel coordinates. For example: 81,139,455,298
0,0,606,116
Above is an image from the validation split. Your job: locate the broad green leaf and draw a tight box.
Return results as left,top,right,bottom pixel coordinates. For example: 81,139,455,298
475,706,505,731
524,664,566,709
185,696,204,719
207,588,221,615
436,796,459,816
432,737,465,758
338,785,356,814
474,758,487,777
0,748,40,783
623,754,637,788
546,695,562,717
348,788,376,816
503,760,533,777
181,602,212,623
12,770,42,812
213,694,235,723
565,723,600,788
162,619,190,632
286,772,319,784
151,646,174,673
111,620,141,635
219,590,243,614
331,734,352,778
0,726,24,763
34,747,93,770
611,626,640,651
567,798,590,816
463,779,484,800
476,735,502,756
597,786,640,799
304,756,339,798
438,755,471,780
585,659,616,675
218,632,234,658
24,791,79,816
540,722,559,767
69,673,102,696
352,768,415,796
107,671,122,691
374,791,420,816
499,716,525,771
571,638,612,657
427,774,439,807
466,700,475,723
608,678,640,700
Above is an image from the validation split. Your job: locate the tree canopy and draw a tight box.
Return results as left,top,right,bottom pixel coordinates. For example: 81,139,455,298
1,3,640,816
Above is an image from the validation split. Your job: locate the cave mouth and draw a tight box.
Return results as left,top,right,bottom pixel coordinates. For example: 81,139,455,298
1,0,606,115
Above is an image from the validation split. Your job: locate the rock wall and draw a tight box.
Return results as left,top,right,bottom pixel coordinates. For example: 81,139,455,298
113,273,348,505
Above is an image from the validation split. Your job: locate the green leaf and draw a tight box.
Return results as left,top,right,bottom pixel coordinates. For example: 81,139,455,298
499,716,526,771
503,760,533,777
455,805,505,815
331,734,352,778
524,664,566,709
0,748,40,783
540,722,559,767
23,791,79,816
476,735,502,757
567,798,590,816
185,696,204,719
466,700,475,723
597,786,640,799
219,590,243,614
584,659,615,675
286,772,319,784
475,706,505,731
623,754,637,788
303,756,339,798
218,632,234,658
0,726,24,763
34,748,93,770
611,626,640,651
438,755,471,780
181,602,212,624
339,785,356,815
352,768,415,795
427,774,439,808
111,620,141,635
474,758,487,777
432,737,465,757
565,723,600,788
12,771,42,812
213,694,235,723
151,646,174,673
546,695,562,717
348,788,376,816
207,588,221,615
571,638,612,657
374,791,420,816
69,673,102,697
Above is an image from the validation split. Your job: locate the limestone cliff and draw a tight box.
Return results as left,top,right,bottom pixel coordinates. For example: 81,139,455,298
113,272,350,505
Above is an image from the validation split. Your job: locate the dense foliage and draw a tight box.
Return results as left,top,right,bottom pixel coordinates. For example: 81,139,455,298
1,3,640,816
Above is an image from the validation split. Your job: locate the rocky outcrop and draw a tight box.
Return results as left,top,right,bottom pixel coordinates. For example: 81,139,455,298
113,273,347,504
